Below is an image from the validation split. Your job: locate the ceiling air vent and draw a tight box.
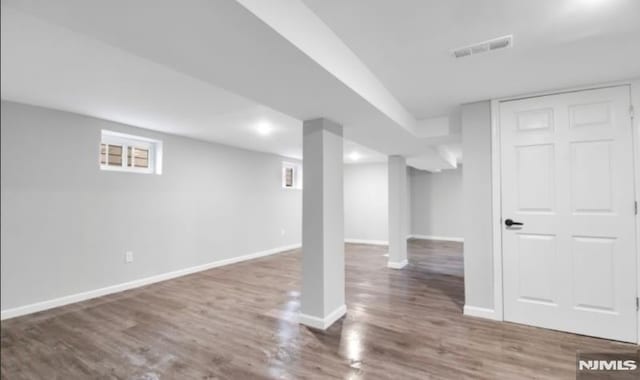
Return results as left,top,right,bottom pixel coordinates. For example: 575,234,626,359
452,35,513,58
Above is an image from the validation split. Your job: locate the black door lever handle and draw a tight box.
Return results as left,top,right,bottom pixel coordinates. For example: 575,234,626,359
505,219,523,227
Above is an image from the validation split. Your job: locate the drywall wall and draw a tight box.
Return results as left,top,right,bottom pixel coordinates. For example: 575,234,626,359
0,101,302,313
410,166,463,240
344,163,388,243
405,165,412,245
300,119,345,325
461,101,494,311
388,156,409,266
344,162,462,244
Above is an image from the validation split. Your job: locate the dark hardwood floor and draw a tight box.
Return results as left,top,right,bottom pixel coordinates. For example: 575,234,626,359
1,240,635,379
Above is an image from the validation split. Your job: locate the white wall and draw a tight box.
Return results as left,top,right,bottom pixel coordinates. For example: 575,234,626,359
1,101,302,313
300,119,345,321
461,101,494,311
344,162,463,243
410,166,463,240
344,163,388,243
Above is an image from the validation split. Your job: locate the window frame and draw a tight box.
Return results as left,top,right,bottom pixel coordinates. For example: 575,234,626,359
282,161,302,190
100,130,163,175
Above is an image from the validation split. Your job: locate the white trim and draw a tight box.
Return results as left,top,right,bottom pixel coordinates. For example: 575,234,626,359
631,78,640,345
409,234,464,243
490,98,504,322
299,304,347,330
99,164,154,174
154,140,163,175
387,259,408,269
101,130,161,144
344,238,388,245
100,129,162,175
0,243,301,321
493,80,636,103
490,79,640,340
281,161,302,190
463,305,499,321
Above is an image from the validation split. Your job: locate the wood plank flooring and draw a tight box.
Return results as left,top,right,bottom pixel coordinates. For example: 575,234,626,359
1,240,635,379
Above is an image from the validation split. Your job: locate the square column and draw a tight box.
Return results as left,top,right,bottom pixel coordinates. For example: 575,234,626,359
388,155,408,268
299,118,346,329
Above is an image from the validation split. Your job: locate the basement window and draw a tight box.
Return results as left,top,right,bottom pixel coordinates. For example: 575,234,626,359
100,130,163,174
282,162,302,189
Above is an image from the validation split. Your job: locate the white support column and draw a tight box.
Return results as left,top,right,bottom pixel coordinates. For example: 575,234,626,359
388,155,408,268
299,118,346,330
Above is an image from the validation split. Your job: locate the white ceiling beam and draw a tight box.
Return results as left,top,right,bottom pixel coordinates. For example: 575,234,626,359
407,145,457,173
436,146,457,169
414,106,463,138
234,0,417,135
414,116,450,138
3,0,461,157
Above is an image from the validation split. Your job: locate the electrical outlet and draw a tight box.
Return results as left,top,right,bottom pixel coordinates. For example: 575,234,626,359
281,229,286,236
125,251,134,263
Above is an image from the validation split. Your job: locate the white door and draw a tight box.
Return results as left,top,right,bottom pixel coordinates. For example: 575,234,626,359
500,86,637,343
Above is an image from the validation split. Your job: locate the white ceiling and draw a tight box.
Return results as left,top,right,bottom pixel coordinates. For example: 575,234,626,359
0,5,386,164
303,0,640,119
2,0,638,172
0,0,442,157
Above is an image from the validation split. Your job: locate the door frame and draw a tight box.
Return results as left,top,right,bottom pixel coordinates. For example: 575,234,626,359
489,79,640,343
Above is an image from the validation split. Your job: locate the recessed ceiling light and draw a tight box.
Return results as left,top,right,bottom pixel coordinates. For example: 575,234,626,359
348,152,361,161
256,121,273,136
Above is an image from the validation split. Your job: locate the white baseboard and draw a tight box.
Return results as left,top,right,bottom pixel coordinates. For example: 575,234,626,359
387,259,408,269
463,305,501,321
344,238,388,246
299,304,347,330
1,243,301,321
409,234,464,243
